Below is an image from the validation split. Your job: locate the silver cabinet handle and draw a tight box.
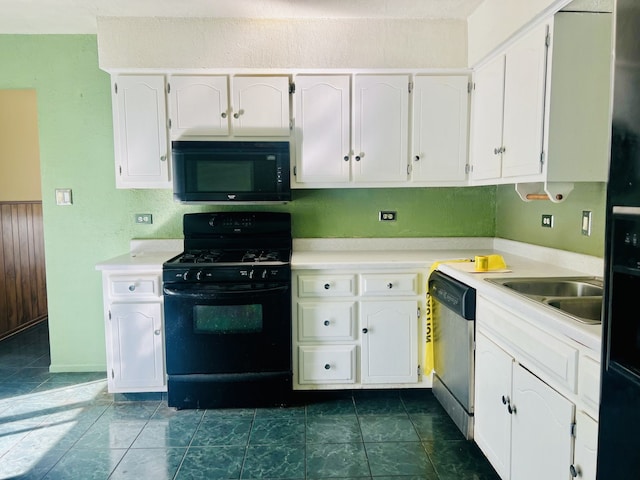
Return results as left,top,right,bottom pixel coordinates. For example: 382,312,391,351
160,155,167,162
323,320,330,326
355,155,361,162
494,147,500,155
569,465,580,478
221,112,227,118
154,330,161,336
233,113,239,119
324,283,330,290
387,283,393,289
414,155,420,161
324,364,331,370
362,328,368,334
507,403,516,414
501,395,508,405
128,284,136,292
343,155,349,162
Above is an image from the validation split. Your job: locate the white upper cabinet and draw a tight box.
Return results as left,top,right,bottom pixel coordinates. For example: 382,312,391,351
470,56,505,181
500,22,549,179
411,75,470,183
111,75,170,189
231,76,291,136
167,75,290,139
168,75,229,138
470,21,548,183
293,75,351,184
353,75,409,183
293,73,415,188
470,12,612,190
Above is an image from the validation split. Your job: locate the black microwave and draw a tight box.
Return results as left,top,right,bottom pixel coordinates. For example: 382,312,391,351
171,141,291,204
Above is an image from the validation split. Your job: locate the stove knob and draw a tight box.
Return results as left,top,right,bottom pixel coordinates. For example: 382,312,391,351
262,269,268,279
183,270,189,281
196,270,203,281
249,270,255,280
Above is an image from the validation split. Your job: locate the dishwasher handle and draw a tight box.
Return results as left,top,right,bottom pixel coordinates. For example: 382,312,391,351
428,271,476,320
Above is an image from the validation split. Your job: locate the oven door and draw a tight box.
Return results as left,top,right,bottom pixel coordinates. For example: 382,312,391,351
163,282,291,375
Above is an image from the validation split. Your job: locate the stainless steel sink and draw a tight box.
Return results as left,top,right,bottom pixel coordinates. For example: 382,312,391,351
543,297,603,322
486,277,603,325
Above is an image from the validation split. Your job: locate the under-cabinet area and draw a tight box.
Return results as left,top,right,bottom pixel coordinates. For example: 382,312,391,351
292,269,426,390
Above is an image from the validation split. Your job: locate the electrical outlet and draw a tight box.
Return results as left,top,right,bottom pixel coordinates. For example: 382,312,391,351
541,214,554,228
582,211,592,236
135,214,153,225
379,211,397,222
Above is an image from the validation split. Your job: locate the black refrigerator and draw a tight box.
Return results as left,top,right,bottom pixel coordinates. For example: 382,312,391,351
597,0,640,477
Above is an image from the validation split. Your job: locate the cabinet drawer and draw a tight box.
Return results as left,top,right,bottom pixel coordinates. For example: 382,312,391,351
478,297,578,392
297,275,356,297
361,273,419,296
297,302,356,341
110,275,160,298
298,345,356,384
578,354,600,419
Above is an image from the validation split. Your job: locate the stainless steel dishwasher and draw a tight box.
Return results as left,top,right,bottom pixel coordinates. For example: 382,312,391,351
428,270,476,440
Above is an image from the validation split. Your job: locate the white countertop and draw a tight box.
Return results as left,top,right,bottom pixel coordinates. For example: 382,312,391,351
95,236,603,353
95,239,182,271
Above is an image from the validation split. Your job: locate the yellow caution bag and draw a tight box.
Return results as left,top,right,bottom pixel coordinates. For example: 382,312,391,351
424,259,471,376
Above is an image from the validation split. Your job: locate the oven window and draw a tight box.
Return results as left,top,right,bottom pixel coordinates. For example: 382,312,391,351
193,304,263,334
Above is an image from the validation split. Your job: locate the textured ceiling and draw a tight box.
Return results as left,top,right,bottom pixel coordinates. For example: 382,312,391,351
0,0,484,34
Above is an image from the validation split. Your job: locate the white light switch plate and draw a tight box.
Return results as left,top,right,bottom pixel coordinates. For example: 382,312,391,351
55,188,73,206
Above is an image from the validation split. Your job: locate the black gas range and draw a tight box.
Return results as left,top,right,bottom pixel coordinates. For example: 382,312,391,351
162,212,293,409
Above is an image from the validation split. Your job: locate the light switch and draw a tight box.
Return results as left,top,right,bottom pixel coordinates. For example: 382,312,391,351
55,188,73,206
582,211,592,236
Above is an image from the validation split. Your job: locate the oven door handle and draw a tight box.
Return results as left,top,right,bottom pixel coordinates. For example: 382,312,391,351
163,284,289,297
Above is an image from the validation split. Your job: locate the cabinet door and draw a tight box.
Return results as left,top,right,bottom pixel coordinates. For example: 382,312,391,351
294,75,351,184
112,75,170,189
168,75,229,138
354,75,409,183
470,55,505,182
411,75,469,182
573,411,598,480
501,22,549,179
109,303,165,391
474,331,513,480
231,76,290,136
510,363,574,480
360,300,418,384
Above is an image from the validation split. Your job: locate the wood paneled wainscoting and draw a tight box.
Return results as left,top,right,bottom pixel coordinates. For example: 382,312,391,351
0,201,47,340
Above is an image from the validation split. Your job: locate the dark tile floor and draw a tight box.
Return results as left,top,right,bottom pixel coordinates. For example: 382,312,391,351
0,321,500,479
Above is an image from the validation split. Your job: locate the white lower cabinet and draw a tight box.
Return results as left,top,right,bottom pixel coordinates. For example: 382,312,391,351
475,296,599,480
360,300,418,384
108,302,165,391
573,410,598,480
474,331,513,478
510,361,574,480
475,332,574,480
293,270,424,390
100,270,166,393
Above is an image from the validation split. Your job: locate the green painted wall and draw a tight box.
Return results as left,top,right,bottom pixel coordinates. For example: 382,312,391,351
0,35,497,371
495,182,606,258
